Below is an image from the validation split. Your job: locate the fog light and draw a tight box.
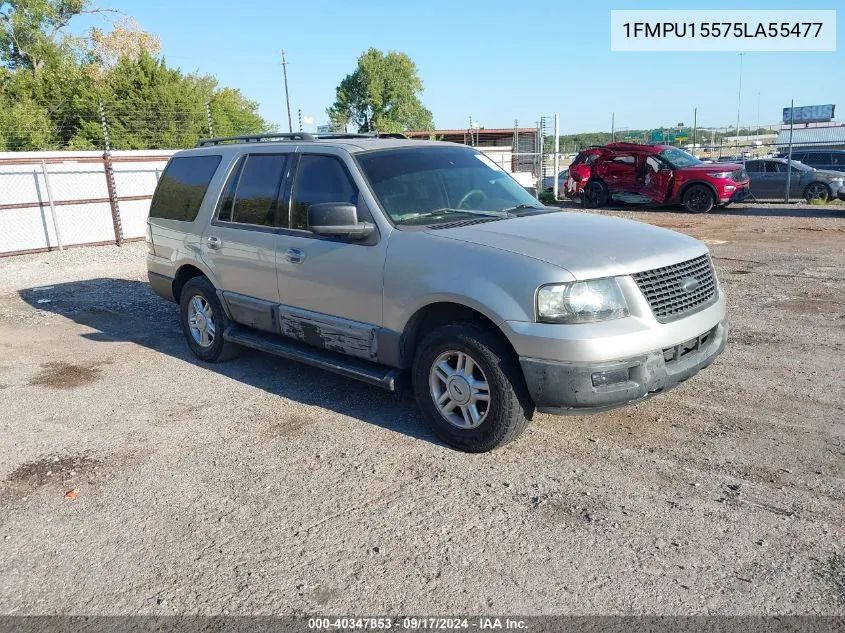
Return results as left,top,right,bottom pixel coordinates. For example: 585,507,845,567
591,368,630,387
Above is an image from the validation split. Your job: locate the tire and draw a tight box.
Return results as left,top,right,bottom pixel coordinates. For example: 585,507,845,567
179,276,241,363
682,184,715,213
582,180,608,208
803,182,831,203
412,322,532,452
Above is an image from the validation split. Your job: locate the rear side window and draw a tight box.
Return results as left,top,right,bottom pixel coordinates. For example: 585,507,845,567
149,155,221,221
231,154,288,226
804,153,831,166
744,161,762,173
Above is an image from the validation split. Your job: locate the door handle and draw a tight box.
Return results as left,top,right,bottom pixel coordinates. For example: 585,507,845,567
206,236,222,250
285,247,305,264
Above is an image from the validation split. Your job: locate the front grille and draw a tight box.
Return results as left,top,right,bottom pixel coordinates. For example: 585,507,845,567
731,169,747,182
633,254,717,321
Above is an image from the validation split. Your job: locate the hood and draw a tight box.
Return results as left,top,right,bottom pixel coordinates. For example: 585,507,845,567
810,169,845,181
429,211,707,280
680,163,743,172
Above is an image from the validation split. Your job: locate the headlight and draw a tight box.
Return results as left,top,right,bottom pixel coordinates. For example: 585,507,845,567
536,278,629,323
707,171,733,179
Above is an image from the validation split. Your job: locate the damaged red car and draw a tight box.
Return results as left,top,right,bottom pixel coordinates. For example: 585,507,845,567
564,143,751,213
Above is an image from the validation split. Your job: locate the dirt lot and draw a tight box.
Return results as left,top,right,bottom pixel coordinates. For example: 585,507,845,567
0,202,843,615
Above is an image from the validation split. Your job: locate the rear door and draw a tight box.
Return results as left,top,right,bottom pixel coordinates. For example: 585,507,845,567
600,153,638,193
744,160,765,197
201,152,291,330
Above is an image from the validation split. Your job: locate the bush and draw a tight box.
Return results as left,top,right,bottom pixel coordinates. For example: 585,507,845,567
538,192,556,204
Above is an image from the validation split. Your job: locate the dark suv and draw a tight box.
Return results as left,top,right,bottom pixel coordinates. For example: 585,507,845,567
776,150,845,173
568,143,751,213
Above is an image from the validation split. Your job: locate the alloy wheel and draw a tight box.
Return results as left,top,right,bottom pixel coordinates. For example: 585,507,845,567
428,350,491,429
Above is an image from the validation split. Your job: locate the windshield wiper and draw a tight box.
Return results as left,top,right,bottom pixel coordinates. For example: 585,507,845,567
398,208,507,223
501,203,546,215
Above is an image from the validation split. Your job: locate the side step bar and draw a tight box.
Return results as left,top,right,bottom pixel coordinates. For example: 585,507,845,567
223,325,402,391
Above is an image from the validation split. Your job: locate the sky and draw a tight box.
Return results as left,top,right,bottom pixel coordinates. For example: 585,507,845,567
74,0,843,134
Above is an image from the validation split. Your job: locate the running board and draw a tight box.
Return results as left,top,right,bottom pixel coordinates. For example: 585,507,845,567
223,324,402,391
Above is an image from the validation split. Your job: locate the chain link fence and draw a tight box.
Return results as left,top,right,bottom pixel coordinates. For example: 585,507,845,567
0,152,172,256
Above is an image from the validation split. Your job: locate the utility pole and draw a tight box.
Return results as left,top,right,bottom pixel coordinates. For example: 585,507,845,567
611,112,615,142
735,52,744,156
281,50,293,133
298,108,303,132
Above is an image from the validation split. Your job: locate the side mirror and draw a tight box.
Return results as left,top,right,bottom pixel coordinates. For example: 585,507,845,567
307,202,375,240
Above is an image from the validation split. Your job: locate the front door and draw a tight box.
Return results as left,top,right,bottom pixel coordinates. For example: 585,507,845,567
274,151,387,360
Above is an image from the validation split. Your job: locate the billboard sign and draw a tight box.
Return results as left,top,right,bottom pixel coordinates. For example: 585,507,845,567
782,104,835,124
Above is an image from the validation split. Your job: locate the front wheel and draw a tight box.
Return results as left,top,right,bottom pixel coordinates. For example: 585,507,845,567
803,182,831,203
412,323,532,452
682,184,715,213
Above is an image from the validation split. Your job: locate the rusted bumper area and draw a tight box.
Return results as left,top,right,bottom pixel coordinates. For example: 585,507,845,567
520,318,727,414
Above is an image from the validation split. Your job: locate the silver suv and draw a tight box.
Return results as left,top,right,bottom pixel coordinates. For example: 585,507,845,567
146,133,727,452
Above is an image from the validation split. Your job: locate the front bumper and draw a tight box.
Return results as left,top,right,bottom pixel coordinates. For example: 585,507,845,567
721,184,751,204
520,317,727,414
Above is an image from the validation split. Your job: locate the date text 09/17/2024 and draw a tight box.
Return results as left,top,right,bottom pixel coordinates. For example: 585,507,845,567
622,22,824,39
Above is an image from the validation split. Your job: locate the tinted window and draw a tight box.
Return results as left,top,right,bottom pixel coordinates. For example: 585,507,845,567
831,152,845,166
230,154,288,226
744,161,762,173
765,162,785,173
804,153,831,166
149,155,221,221
291,155,358,231
216,158,244,223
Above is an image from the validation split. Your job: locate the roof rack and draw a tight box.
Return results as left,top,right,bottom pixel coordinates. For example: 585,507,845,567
195,131,409,147
196,133,314,147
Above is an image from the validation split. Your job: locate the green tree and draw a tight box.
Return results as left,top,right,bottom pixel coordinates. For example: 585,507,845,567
0,1,273,151
327,48,433,133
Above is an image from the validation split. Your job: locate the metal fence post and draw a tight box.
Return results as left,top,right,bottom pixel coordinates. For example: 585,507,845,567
99,99,124,246
553,114,560,201
785,99,794,204
39,160,64,251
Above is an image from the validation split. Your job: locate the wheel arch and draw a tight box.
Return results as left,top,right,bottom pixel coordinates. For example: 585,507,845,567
173,263,212,303
803,180,832,200
396,301,519,369
678,179,719,203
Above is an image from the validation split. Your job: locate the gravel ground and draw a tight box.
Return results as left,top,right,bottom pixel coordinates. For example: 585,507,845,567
0,203,843,615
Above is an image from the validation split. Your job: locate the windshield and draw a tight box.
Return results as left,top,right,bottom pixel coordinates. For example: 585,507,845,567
356,146,543,225
657,147,702,168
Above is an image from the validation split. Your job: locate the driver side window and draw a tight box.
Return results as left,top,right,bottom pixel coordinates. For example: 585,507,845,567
290,155,358,231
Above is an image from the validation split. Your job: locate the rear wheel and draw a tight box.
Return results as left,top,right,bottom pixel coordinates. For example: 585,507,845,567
179,276,241,363
582,180,608,208
412,323,532,452
682,184,715,213
803,182,830,203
